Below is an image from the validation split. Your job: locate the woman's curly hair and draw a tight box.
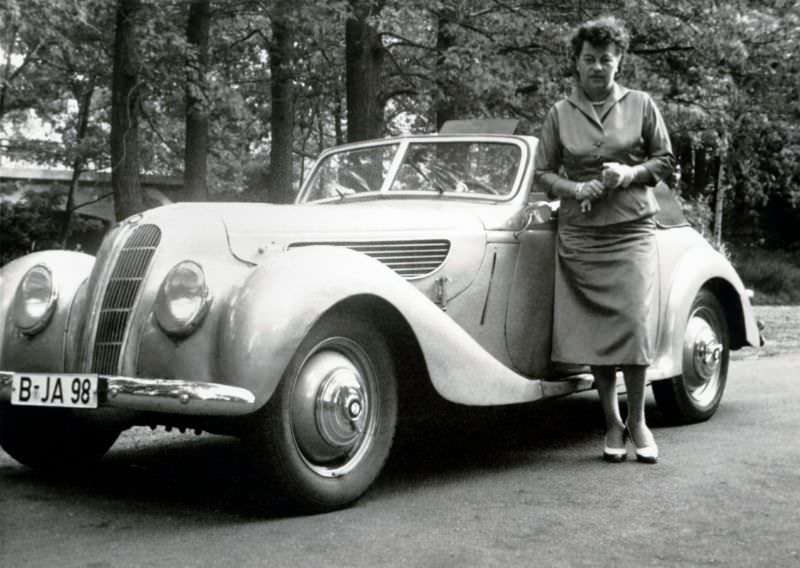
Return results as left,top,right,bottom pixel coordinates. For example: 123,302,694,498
569,16,630,60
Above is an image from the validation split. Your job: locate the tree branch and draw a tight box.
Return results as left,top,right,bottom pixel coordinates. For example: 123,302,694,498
499,41,559,56
381,32,436,51
5,38,46,84
632,46,695,55
140,102,181,156
381,88,417,105
71,191,114,212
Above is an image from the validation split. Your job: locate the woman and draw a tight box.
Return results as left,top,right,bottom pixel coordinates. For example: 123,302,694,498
534,17,674,463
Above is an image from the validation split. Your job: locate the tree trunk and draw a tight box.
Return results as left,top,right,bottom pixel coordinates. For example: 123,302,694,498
345,1,383,142
434,12,459,131
334,93,344,146
0,24,17,120
713,148,726,249
110,0,144,221
184,0,210,201
268,0,294,203
61,81,95,247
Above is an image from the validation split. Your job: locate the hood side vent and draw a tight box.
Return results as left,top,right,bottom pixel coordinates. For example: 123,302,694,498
289,239,450,279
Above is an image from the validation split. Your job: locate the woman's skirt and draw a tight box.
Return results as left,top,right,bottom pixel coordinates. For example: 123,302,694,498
551,217,657,366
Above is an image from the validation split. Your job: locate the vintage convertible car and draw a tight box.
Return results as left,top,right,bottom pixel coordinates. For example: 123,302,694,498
0,120,761,512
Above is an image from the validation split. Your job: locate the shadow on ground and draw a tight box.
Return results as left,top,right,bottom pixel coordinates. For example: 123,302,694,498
0,390,665,519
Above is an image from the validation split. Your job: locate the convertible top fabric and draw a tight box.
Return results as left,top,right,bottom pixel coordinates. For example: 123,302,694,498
653,182,688,229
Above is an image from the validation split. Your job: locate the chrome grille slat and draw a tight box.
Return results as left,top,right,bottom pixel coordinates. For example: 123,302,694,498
289,239,450,279
91,225,161,374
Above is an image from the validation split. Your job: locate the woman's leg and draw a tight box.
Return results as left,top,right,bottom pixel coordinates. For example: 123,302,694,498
622,364,656,449
592,365,625,449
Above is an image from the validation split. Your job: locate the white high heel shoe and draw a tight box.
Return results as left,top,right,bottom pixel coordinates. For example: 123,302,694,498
603,429,627,463
626,423,658,464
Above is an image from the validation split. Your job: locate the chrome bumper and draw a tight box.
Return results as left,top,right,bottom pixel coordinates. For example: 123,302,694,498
0,372,257,416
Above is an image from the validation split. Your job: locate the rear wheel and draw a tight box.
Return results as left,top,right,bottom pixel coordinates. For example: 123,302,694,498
0,405,120,469
243,313,398,513
653,289,730,424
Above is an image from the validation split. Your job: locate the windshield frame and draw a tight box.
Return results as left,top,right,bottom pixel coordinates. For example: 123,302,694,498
296,134,530,204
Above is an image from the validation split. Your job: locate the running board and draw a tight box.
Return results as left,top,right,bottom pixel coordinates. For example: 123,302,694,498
538,365,672,398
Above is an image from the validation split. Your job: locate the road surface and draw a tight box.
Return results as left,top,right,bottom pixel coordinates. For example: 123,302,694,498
1,353,799,567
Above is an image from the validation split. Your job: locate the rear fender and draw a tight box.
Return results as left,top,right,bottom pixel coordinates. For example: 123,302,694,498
0,251,95,371
652,246,759,379
218,246,545,409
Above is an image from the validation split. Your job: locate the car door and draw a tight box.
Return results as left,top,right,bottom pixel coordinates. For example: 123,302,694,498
504,202,558,377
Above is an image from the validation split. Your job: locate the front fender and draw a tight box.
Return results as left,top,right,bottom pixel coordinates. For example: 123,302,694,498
0,251,95,371
219,246,546,409
652,245,759,378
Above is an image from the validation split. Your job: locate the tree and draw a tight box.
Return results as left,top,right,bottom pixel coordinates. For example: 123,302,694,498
268,0,296,203
2,0,798,252
110,0,145,220
184,0,211,201
0,0,47,120
346,0,385,142
61,78,97,246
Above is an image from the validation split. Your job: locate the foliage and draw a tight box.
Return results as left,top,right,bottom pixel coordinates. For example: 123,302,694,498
731,247,800,305
0,183,105,265
1,0,798,251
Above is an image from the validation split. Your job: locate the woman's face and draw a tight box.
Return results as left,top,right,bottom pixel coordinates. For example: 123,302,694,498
576,41,622,98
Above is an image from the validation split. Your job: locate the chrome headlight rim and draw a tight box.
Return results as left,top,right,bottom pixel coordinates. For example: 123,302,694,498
154,260,212,338
12,264,58,336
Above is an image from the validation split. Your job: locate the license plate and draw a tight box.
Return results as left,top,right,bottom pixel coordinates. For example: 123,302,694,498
11,373,99,409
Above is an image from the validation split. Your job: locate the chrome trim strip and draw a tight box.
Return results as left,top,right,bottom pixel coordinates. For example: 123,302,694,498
0,371,256,416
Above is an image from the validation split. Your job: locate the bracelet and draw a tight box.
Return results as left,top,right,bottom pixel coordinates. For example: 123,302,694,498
574,182,585,200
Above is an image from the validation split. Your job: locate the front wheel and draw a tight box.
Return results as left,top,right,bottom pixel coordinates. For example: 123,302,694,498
653,289,730,424
243,314,398,513
0,405,120,469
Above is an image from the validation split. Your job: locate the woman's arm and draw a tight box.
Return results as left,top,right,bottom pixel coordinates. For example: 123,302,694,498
638,94,675,183
534,106,604,201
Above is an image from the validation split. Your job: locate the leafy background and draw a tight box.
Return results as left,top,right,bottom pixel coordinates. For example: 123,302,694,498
2,0,799,300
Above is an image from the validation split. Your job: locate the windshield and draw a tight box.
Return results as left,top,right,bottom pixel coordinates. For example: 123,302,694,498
302,144,399,201
301,140,523,202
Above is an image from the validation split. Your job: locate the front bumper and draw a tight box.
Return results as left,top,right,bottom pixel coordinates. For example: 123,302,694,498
0,372,257,416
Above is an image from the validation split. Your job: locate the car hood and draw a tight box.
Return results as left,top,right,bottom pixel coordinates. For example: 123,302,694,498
137,200,489,298
213,200,482,259
216,200,488,300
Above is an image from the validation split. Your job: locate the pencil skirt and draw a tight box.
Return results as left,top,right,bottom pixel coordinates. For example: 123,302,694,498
551,217,657,366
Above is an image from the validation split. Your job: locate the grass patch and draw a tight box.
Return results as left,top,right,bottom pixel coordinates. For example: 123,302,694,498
730,247,800,305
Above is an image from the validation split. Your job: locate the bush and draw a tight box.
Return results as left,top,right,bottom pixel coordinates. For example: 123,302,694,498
0,185,105,266
730,247,800,305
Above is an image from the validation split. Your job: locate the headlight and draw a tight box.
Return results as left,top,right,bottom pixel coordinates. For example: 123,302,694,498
13,265,58,336
154,261,212,337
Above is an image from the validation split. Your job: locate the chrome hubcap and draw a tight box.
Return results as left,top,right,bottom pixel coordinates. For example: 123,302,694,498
683,310,723,407
315,367,367,447
291,339,376,478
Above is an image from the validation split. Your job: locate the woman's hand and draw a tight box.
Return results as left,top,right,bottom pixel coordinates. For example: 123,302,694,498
576,179,605,200
575,179,605,213
602,162,637,188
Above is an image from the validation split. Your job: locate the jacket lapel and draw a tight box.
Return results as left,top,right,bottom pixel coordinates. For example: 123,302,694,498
566,84,631,129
